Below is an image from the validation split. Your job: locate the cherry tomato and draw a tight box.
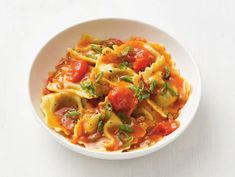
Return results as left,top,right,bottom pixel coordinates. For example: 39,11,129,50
133,57,153,72
125,47,142,62
125,45,155,71
67,60,89,82
151,120,179,136
108,86,138,115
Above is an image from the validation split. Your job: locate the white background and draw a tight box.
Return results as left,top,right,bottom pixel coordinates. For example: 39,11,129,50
0,0,235,177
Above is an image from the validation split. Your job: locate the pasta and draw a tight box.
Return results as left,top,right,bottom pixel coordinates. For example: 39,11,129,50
40,34,191,152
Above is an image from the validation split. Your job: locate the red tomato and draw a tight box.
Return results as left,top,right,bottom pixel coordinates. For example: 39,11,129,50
67,60,89,82
133,57,153,72
125,47,142,62
151,120,179,136
125,46,155,71
108,86,138,115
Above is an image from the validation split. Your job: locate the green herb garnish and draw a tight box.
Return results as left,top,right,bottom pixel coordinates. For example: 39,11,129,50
97,120,104,132
90,44,103,54
80,80,96,96
149,80,157,93
122,46,133,56
117,112,130,124
86,54,97,59
120,75,133,83
163,66,171,80
129,81,150,101
95,71,104,83
119,124,133,133
119,61,129,69
64,110,80,117
117,131,134,147
162,82,177,96
122,136,134,147
139,91,150,100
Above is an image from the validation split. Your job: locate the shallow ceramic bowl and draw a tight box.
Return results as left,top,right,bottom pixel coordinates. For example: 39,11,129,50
28,18,201,160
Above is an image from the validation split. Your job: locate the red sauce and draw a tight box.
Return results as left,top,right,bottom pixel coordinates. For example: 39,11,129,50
55,107,79,135
67,60,89,83
150,120,179,137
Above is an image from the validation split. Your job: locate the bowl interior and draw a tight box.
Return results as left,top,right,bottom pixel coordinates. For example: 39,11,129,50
28,19,201,159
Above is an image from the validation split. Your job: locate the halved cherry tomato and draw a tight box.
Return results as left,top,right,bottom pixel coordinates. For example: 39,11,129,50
108,86,138,115
125,45,155,72
133,57,153,72
125,47,142,62
150,120,179,136
67,60,89,82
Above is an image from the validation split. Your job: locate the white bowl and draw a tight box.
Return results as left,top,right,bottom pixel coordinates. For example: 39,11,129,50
28,18,201,160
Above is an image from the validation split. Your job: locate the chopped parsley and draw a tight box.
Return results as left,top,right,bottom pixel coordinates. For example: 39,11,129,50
117,131,134,147
129,81,150,101
86,54,97,59
80,80,96,96
161,82,177,96
119,61,129,69
163,66,171,80
120,75,133,83
90,44,103,54
129,80,157,101
122,46,133,56
122,135,133,147
117,112,130,124
64,110,80,117
149,80,157,93
119,124,133,133
97,120,104,132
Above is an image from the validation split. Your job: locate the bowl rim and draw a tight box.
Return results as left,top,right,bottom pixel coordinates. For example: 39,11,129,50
27,17,202,160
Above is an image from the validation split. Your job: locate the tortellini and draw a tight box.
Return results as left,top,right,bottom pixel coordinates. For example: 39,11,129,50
40,92,83,135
